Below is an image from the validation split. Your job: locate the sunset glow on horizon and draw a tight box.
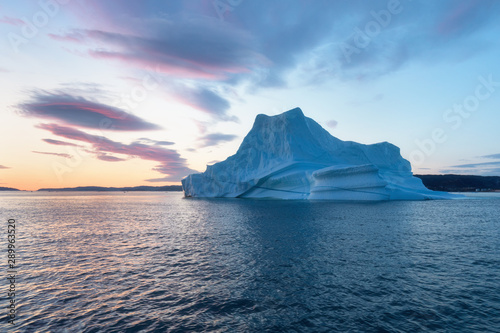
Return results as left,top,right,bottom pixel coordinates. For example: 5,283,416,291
2,0,500,191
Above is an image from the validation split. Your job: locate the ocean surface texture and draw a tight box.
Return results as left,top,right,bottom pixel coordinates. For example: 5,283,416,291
1,192,499,332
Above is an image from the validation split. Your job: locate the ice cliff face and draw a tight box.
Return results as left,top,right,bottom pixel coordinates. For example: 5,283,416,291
182,108,456,200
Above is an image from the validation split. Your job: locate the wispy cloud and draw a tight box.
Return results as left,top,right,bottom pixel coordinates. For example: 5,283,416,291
480,153,500,159
96,154,127,162
0,16,24,26
48,31,86,43
436,0,492,37
19,92,161,131
0,165,10,169
51,0,500,87
154,141,175,146
43,139,82,147
452,161,500,168
134,138,174,146
37,123,195,181
32,151,73,159
198,133,238,147
443,155,500,176
171,85,236,121
51,23,261,80
57,82,111,99
326,120,338,129
440,167,500,176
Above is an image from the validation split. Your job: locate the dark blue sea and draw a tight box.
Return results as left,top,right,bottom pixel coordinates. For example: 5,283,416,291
1,192,499,332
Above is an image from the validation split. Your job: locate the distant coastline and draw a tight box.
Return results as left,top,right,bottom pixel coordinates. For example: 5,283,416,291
37,185,183,192
415,174,500,192
2,175,500,192
0,185,182,192
0,187,20,191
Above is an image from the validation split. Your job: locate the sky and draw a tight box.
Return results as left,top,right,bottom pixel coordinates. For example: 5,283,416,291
1,0,500,191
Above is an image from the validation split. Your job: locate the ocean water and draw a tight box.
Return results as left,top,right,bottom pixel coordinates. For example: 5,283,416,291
1,192,499,332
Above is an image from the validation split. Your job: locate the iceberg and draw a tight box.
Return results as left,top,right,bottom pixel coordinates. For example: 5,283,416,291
182,108,458,200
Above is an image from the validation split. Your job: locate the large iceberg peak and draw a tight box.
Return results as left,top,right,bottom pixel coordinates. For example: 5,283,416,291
182,108,457,200
238,107,340,162
254,106,304,123
247,107,307,138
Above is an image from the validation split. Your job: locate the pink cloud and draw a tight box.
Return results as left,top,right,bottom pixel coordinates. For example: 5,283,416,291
437,0,484,36
51,23,262,81
19,93,161,131
167,85,236,121
32,151,73,159
88,49,227,80
97,154,127,162
48,32,86,43
43,138,82,147
0,16,24,26
37,123,196,181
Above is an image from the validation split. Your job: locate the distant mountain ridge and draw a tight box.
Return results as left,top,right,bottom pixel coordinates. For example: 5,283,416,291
0,187,20,191
415,175,500,192
37,185,182,192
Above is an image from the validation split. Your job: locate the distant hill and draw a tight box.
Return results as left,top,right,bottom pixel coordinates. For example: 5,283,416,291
415,174,500,192
0,187,20,191
37,185,183,192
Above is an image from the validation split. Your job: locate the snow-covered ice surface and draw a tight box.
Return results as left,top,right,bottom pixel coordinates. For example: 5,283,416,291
182,108,459,200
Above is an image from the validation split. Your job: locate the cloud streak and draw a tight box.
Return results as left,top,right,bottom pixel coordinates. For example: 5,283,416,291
0,165,10,169
443,154,500,176
134,138,175,146
97,154,127,162
49,0,500,87
437,0,492,37
37,123,195,181
32,151,73,159
480,153,500,159
0,16,24,26
43,139,82,147
19,92,161,131
51,23,261,80
171,85,235,121
452,161,500,168
198,133,238,147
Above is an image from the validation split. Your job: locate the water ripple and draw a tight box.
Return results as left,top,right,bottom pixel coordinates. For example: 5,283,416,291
0,192,499,332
